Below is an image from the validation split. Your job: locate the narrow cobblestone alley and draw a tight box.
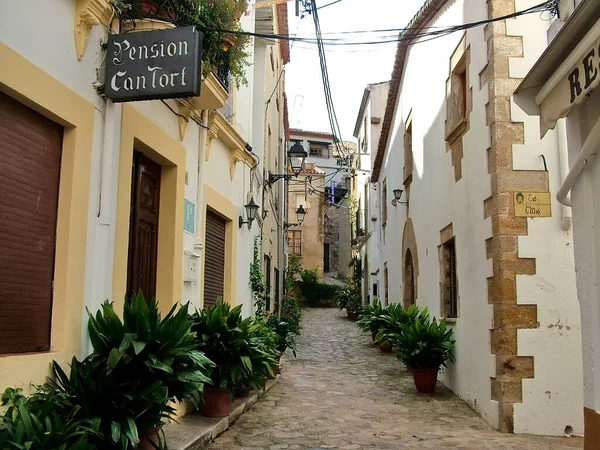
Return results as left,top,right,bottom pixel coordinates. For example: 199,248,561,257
206,308,583,449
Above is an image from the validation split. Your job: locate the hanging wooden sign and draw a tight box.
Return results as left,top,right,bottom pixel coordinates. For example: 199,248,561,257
105,26,202,102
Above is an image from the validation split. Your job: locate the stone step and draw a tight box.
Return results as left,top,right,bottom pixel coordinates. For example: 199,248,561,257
164,377,280,450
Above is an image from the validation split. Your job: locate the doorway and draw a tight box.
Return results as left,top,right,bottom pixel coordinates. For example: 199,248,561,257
127,152,161,302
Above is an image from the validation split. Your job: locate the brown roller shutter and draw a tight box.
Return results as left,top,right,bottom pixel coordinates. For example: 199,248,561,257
203,210,226,309
0,91,63,354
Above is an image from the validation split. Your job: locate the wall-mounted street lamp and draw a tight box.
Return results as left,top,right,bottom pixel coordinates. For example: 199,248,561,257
392,188,408,207
239,197,260,229
267,142,308,184
284,205,307,228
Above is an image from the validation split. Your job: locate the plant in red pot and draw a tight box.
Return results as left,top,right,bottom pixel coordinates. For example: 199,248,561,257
391,307,455,394
51,293,214,449
191,300,269,417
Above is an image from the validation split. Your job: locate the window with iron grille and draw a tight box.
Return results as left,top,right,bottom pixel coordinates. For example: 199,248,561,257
442,239,458,318
384,263,389,306
288,230,302,255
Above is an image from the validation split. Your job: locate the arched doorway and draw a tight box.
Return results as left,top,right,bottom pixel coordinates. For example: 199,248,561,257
403,250,415,309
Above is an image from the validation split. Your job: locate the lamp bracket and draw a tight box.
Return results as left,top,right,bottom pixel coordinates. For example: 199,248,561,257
267,173,293,185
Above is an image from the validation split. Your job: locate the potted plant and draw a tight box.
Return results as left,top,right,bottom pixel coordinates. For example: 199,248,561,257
52,293,214,449
191,300,271,416
0,386,101,450
266,316,298,374
235,318,277,396
357,297,386,343
392,311,456,393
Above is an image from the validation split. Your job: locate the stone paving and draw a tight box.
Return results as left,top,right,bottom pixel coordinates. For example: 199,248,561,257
205,308,583,449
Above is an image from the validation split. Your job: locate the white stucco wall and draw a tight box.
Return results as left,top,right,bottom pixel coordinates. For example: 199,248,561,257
0,0,281,357
567,89,600,416
375,0,583,435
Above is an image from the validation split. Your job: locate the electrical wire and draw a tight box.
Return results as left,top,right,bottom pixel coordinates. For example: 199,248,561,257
196,0,557,47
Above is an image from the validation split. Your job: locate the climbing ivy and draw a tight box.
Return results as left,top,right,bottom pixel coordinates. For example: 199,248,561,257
250,236,267,317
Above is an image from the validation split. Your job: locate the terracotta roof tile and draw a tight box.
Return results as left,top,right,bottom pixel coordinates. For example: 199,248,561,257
290,128,334,140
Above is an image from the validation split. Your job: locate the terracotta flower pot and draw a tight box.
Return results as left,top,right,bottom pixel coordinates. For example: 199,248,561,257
412,368,439,393
222,33,236,51
347,310,358,320
138,428,160,450
235,386,250,398
200,386,231,417
379,342,393,353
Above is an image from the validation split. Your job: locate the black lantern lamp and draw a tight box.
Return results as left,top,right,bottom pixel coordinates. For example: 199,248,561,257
285,205,307,228
392,188,408,206
288,142,308,175
296,205,306,225
239,197,260,229
267,142,308,184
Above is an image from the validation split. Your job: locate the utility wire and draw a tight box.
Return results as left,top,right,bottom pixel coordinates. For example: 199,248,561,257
196,0,557,47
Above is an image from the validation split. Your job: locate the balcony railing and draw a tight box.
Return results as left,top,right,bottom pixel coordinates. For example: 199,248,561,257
119,0,180,26
214,52,231,92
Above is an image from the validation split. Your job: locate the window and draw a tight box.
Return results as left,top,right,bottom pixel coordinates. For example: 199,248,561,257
384,263,389,306
310,146,322,157
446,37,470,144
288,230,302,255
382,180,388,227
404,116,413,184
373,282,378,298
363,116,368,153
264,255,271,312
442,239,458,318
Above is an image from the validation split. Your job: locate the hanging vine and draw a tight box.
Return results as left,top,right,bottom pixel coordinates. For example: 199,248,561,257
249,236,267,317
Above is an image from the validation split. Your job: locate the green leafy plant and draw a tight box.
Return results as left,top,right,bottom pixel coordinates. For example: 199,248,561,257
191,300,275,396
52,293,214,450
279,292,302,335
235,318,278,394
0,386,101,450
336,284,362,314
114,0,251,87
266,316,297,357
392,314,456,370
250,236,268,317
375,304,429,347
356,298,388,335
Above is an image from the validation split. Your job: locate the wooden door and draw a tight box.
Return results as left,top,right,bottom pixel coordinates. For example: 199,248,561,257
203,210,226,308
127,152,161,302
0,92,63,354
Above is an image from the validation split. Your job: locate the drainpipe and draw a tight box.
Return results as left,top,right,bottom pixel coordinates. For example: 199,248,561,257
557,116,600,207
194,111,209,307
98,99,118,224
556,118,572,230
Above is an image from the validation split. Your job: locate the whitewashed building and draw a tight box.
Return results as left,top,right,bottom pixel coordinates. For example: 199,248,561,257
514,0,600,446
362,0,584,436
0,0,289,410
351,81,390,303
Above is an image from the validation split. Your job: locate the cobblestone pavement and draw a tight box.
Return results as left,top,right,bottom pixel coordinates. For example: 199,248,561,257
206,308,583,449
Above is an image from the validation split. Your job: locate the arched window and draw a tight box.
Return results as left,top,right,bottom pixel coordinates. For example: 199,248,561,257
403,250,415,309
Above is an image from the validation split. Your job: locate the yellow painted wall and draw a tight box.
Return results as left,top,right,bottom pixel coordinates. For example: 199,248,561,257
0,42,94,390
112,105,186,313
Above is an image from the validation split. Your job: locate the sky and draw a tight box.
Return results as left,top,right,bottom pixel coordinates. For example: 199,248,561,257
284,0,425,141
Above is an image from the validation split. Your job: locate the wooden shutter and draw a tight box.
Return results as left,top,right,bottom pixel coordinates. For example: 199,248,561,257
0,92,63,354
203,210,226,308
